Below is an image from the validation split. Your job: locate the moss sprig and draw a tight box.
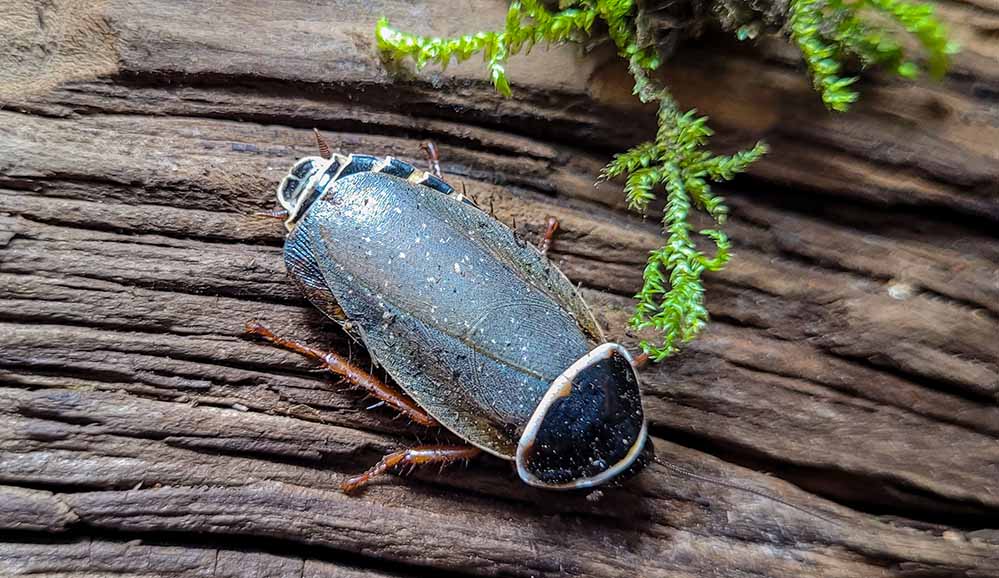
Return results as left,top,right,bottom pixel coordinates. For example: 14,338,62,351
789,0,956,111
376,1,598,96
603,93,767,359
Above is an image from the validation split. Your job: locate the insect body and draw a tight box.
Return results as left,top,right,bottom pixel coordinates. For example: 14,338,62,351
252,141,653,492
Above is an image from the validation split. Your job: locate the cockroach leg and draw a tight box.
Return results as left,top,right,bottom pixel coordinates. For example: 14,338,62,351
313,128,332,160
254,208,290,219
244,321,437,427
341,445,481,493
537,216,559,256
633,351,650,369
420,141,442,178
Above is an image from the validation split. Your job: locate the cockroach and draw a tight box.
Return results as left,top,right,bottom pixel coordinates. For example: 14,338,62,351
249,132,650,493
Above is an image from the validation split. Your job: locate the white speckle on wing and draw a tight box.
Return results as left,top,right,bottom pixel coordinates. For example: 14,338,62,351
399,252,406,259
453,263,462,274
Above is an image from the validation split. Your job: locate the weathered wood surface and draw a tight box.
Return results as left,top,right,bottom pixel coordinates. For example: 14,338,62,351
1,0,997,576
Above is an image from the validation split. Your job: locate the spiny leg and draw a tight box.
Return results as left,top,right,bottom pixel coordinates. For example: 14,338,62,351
420,141,442,178
537,216,559,256
342,445,481,493
245,322,436,427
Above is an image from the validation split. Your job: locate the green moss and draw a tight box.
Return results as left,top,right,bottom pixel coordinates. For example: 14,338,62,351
375,2,597,97
789,0,956,111
375,0,954,360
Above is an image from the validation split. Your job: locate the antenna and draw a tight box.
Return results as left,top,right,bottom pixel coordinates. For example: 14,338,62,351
313,128,332,160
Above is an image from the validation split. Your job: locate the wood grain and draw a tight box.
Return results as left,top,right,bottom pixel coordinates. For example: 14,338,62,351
1,0,997,576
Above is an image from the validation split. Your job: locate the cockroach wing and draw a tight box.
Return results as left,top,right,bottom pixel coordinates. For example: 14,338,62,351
286,172,605,458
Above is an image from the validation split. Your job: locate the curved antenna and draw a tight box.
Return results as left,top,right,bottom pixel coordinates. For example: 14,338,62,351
313,128,332,160
655,457,841,526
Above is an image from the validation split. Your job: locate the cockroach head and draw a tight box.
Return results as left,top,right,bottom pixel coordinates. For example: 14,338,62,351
276,155,343,230
516,343,652,490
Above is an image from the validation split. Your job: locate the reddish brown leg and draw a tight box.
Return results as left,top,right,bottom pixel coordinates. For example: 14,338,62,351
633,351,650,369
341,445,481,493
420,141,442,178
537,216,559,256
245,322,436,427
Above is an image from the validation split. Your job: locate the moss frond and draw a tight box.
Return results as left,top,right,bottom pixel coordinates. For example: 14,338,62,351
789,0,956,111
376,1,597,96
605,96,765,359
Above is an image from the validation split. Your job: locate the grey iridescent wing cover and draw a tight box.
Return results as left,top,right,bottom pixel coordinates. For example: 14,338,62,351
286,172,603,457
